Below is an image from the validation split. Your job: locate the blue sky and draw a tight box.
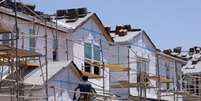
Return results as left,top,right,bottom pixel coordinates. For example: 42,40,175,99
21,0,201,50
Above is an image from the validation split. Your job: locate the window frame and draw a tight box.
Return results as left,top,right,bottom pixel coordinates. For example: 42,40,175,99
136,57,149,83
93,44,101,61
29,29,36,51
84,43,92,60
52,50,58,61
2,33,10,45
84,42,101,75
93,62,100,75
84,62,91,73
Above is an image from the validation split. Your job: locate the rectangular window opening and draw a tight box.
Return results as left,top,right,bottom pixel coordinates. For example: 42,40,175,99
53,50,58,61
53,38,58,49
137,58,149,83
2,33,10,46
84,43,92,59
29,29,36,51
94,45,101,61
84,62,91,73
94,65,100,75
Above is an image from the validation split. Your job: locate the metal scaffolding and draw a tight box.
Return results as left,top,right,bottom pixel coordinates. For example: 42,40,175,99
0,0,201,101
0,0,49,100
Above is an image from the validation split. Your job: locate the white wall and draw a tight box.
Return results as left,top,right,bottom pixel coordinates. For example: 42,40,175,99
20,64,81,101
0,12,69,63
130,32,157,99
47,65,80,101
110,31,158,100
109,45,129,99
66,19,110,92
158,54,184,101
0,11,111,100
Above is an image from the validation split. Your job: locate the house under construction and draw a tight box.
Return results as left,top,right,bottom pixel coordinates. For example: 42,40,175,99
0,0,199,101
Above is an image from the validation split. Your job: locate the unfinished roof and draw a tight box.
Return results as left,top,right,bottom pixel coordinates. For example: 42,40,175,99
24,60,77,85
24,60,104,85
157,51,187,64
53,12,114,43
111,30,141,43
110,29,157,49
55,13,93,29
0,6,69,33
182,53,201,74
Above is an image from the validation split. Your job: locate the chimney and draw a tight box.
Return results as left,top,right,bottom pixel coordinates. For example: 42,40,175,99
173,47,182,54
194,46,200,54
115,25,128,36
189,48,195,55
124,25,132,31
163,49,172,55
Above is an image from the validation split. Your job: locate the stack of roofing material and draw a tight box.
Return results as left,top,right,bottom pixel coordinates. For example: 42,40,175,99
56,8,88,22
